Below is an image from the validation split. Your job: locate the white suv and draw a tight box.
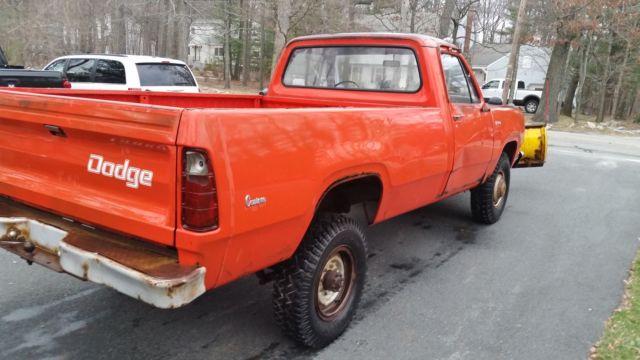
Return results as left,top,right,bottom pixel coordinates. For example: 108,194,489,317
43,54,199,92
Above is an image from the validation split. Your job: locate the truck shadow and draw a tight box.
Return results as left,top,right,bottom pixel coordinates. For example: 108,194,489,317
2,193,491,360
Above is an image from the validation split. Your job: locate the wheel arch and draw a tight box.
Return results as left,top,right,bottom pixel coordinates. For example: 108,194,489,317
314,173,384,225
502,140,519,166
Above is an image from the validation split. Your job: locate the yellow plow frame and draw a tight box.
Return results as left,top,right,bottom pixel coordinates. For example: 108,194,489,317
515,124,547,168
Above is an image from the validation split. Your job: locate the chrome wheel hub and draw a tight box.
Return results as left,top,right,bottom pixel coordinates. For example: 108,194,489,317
493,172,507,208
318,254,345,306
316,245,355,320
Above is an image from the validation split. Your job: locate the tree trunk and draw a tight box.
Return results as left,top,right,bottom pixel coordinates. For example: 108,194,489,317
451,20,460,45
628,89,640,120
165,0,176,58
234,15,243,81
224,0,232,89
271,0,291,75
241,2,251,87
174,0,189,62
259,5,266,90
463,7,474,54
348,0,356,30
438,0,455,38
575,32,592,122
611,41,629,120
561,69,579,117
110,1,127,54
596,31,613,123
533,40,571,123
409,1,417,33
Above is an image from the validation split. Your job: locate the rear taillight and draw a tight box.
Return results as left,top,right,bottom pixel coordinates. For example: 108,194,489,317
181,149,218,231
63,80,71,88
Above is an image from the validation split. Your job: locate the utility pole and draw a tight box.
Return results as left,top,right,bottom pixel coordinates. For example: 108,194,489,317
501,0,528,105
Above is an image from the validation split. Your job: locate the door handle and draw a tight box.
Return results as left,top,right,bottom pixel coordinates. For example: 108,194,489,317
44,124,66,137
452,114,464,121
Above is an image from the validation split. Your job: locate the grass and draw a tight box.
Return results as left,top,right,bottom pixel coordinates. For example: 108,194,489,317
592,250,640,360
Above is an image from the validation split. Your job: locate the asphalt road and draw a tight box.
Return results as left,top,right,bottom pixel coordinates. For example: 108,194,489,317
1,131,639,360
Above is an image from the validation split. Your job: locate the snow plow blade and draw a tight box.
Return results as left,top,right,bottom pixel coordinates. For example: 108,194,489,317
515,124,547,168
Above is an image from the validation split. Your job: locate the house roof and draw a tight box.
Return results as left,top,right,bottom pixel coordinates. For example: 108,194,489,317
468,44,512,68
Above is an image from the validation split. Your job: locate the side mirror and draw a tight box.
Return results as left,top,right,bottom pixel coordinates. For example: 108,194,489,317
487,97,503,105
259,88,268,96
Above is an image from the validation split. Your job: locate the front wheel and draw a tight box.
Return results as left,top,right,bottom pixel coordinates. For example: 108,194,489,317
272,214,367,349
471,153,511,224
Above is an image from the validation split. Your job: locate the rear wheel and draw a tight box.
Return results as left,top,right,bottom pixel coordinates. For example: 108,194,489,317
524,98,539,113
471,153,511,224
272,214,366,349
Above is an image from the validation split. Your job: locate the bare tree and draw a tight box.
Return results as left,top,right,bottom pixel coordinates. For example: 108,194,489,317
224,0,232,89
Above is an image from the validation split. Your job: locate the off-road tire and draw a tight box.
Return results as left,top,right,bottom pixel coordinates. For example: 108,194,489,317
471,153,511,224
272,214,367,349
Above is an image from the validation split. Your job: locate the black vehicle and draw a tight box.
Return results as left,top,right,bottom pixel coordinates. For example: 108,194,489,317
0,47,69,88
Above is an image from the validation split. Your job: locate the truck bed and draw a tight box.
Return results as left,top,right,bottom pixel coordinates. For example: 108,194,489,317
0,88,448,262
6,88,423,109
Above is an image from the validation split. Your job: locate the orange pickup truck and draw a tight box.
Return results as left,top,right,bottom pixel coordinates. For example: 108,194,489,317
0,33,544,348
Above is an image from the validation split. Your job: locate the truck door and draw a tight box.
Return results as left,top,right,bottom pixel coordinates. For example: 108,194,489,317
440,53,494,194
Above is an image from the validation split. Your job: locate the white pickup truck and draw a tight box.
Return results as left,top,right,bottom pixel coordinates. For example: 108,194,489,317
481,79,543,114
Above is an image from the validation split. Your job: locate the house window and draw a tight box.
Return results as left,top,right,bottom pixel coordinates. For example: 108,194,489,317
192,46,201,61
214,47,223,57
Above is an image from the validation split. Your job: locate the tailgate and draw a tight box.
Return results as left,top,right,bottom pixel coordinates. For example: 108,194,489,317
0,90,182,245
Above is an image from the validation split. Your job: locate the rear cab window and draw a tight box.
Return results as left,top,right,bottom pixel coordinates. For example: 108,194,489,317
282,46,421,92
136,63,196,86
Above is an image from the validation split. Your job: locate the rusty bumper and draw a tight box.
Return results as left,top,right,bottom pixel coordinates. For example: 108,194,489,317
0,196,205,309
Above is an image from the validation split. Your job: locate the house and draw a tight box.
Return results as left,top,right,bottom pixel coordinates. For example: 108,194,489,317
187,20,224,70
468,44,550,87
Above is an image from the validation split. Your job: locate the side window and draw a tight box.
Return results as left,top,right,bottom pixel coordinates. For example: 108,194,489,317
95,60,126,84
441,53,479,104
482,80,499,89
45,59,66,72
66,59,95,82
517,80,525,89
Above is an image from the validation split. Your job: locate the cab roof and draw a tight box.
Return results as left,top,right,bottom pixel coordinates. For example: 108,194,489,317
287,32,459,49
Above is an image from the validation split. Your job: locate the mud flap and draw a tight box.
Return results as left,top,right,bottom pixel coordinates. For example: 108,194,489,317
515,124,547,168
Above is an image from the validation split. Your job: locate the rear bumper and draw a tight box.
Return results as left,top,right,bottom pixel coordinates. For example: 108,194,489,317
0,196,205,309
